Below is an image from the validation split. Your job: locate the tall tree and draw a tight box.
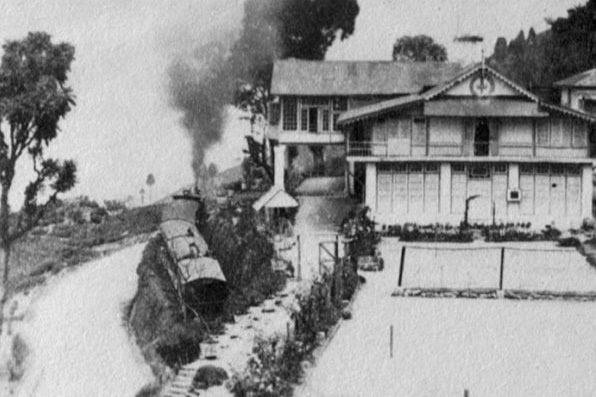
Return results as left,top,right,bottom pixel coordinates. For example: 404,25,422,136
0,32,77,332
145,173,155,203
392,35,448,62
489,1,596,90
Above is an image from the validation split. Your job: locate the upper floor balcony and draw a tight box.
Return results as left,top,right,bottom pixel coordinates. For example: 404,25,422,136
346,116,591,161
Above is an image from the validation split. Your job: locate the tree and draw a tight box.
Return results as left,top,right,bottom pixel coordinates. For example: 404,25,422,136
489,1,596,89
145,173,155,203
0,32,77,332
207,163,218,179
392,35,448,62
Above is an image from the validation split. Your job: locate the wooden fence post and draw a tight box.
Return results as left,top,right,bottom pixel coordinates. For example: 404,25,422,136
297,234,301,281
499,247,505,290
389,324,394,358
398,246,406,287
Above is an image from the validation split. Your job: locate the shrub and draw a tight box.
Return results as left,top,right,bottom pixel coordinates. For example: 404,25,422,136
155,323,203,368
192,365,229,390
135,383,162,397
229,337,301,397
341,207,380,257
8,334,29,382
558,236,581,247
382,222,473,242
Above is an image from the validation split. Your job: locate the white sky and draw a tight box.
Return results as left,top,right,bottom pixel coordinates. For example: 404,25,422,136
0,0,583,207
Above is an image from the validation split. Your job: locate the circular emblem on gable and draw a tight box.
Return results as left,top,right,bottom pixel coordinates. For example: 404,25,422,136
469,74,495,97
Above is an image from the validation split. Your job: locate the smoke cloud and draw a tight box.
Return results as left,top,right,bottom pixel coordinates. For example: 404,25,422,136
166,1,280,180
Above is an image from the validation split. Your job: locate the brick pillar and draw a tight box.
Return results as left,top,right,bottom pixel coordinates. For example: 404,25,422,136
274,144,286,188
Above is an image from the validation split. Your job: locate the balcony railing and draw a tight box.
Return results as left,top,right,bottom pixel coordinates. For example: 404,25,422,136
347,141,389,156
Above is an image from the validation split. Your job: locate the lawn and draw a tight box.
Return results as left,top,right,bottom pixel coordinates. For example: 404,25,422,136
299,239,596,397
3,204,162,293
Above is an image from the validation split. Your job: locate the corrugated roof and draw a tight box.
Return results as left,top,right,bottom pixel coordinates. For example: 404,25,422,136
270,59,463,96
337,95,422,125
252,186,299,211
554,68,596,87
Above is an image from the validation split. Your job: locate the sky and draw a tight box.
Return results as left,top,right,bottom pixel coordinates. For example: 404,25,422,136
0,0,584,207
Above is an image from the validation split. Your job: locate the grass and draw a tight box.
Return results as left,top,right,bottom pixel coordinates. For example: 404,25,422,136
4,204,163,294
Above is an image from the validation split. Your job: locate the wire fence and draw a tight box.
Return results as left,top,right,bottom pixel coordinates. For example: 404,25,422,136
396,245,594,292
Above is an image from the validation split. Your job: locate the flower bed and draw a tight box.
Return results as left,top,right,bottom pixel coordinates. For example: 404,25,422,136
381,223,473,242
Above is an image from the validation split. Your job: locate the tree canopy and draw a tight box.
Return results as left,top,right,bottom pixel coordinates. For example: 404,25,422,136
489,0,596,90
0,32,77,242
392,35,448,62
0,31,77,332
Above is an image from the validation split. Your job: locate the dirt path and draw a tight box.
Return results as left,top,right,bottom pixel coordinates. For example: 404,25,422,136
15,243,154,397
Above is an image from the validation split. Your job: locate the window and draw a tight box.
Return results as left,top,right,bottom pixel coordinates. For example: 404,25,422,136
322,110,330,131
550,119,565,146
412,118,426,146
572,121,587,147
494,163,508,174
408,163,423,172
302,97,329,106
282,98,297,130
332,113,340,131
551,164,565,175
452,163,466,173
535,163,549,174
468,164,490,178
520,163,533,174
566,164,581,175
332,97,348,111
425,163,439,173
300,108,308,131
269,102,280,125
536,119,550,146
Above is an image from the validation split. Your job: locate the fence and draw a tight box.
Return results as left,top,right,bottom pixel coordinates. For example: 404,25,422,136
396,245,595,293
274,232,346,281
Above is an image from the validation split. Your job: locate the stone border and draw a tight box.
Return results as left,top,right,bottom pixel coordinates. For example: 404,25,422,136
392,287,596,302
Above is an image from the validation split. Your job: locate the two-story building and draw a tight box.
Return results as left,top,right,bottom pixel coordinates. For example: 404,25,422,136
267,59,596,228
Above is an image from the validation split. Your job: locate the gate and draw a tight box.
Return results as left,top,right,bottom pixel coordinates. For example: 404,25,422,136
318,235,340,275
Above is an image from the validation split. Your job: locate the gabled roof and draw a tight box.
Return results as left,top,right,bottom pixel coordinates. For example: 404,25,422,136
421,63,540,102
554,68,596,88
252,185,298,211
338,64,596,126
270,59,463,96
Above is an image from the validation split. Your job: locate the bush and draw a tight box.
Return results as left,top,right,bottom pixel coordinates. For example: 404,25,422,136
229,337,301,397
558,236,581,247
135,383,162,397
155,323,203,367
341,207,380,257
201,203,284,315
382,222,473,242
192,365,229,390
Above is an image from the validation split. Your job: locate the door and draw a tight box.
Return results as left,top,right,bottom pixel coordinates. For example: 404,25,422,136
408,163,424,217
492,164,508,219
468,164,491,221
451,164,467,214
308,108,318,133
424,164,440,215
377,170,392,214
392,164,408,216
566,169,582,217
474,118,490,156
550,164,566,219
535,164,550,216
387,119,410,156
519,164,534,215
